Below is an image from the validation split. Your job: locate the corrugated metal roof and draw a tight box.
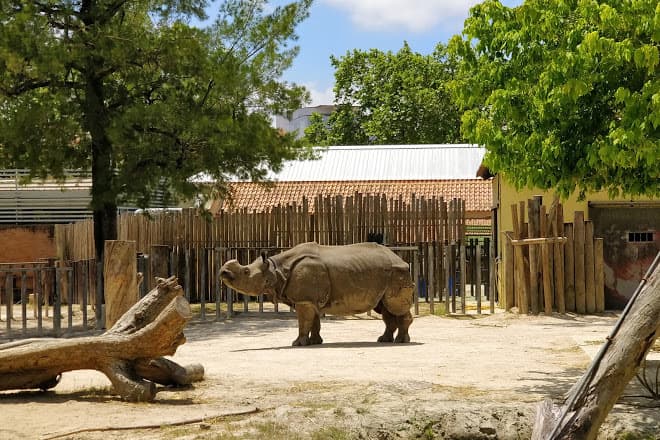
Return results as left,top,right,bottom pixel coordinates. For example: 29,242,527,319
271,144,485,181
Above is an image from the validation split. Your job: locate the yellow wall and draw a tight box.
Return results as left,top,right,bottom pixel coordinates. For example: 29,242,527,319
495,174,655,251
493,173,659,309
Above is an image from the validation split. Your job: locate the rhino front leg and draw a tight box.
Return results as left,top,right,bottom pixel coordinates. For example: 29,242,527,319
292,303,316,346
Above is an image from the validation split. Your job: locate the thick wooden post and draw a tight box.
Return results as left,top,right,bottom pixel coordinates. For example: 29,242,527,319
564,223,575,312
512,205,529,314
150,245,171,290
594,239,605,312
504,232,515,310
528,197,541,314
574,212,586,314
104,240,138,328
585,221,596,314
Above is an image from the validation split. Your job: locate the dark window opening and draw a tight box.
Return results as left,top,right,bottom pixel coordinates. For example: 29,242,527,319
628,232,654,243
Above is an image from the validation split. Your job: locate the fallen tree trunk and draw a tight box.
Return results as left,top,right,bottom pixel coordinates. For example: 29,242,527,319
0,276,204,402
532,252,660,440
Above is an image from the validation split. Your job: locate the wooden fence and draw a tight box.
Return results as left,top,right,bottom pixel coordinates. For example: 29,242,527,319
55,193,468,261
44,193,500,324
501,197,604,314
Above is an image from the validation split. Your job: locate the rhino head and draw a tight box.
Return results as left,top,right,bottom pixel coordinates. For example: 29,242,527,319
219,252,278,297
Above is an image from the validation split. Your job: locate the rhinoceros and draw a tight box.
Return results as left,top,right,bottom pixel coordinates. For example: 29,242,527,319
219,242,414,346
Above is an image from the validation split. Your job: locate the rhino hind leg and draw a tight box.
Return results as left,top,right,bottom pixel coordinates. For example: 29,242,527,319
394,311,413,343
309,313,323,345
293,302,322,346
380,281,414,343
377,304,398,343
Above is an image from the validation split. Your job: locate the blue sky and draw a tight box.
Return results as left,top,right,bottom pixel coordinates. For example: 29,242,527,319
266,0,523,105
202,1,523,105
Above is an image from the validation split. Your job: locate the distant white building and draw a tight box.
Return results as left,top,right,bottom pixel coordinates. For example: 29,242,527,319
275,105,335,139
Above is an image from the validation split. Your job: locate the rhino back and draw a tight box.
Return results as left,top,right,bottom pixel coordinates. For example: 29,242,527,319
275,242,411,315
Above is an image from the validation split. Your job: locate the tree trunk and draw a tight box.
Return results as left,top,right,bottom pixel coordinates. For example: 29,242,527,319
0,277,203,402
532,253,660,439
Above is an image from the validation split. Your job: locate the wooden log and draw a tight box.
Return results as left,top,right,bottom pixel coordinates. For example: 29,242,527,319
510,237,568,245
532,255,660,440
573,212,586,314
594,238,605,313
585,221,596,314
104,240,138,328
0,277,203,402
564,223,575,312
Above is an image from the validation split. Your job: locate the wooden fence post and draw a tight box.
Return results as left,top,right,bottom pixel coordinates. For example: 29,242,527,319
574,212,586,314
564,223,575,312
595,238,605,313
528,198,541,314
104,240,138,328
504,232,515,311
150,245,170,289
585,221,596,314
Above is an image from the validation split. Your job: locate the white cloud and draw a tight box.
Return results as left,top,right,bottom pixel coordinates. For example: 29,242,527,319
322,0,480,32
304,83,335,106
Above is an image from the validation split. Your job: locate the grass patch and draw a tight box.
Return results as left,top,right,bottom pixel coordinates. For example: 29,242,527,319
310,426,352,440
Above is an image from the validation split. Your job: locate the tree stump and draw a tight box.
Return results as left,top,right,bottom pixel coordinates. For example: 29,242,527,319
0,276,204,402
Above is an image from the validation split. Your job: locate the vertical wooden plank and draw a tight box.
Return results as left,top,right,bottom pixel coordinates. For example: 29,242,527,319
594,238,605,313
564,222,575,312
585,221,596,314
574,211,586,314
460,243,466,314
413,249,420,316
428,243,435,315
541,240,553,315
511,204,528,314
528,198,540,314
476,243,482,314
553,201,566,314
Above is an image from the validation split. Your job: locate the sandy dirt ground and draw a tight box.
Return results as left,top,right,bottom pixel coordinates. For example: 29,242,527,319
1,310,659,439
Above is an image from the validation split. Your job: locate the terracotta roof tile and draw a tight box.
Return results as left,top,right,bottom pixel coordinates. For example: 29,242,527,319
217,180,492,215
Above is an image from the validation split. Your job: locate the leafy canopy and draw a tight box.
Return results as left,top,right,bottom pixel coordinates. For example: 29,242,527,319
304,43,463,146
0,0,312,209
449,0,660,198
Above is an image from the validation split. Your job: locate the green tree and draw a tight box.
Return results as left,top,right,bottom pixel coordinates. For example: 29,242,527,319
449,0,660,198
0,0,312,262
304,43,462,145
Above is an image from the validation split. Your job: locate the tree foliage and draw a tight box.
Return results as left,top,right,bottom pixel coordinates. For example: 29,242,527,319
449,0,660,198
305,43,462,146
0,0,312,259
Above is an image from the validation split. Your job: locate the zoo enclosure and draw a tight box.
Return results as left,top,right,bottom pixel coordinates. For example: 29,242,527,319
1,193,495,339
